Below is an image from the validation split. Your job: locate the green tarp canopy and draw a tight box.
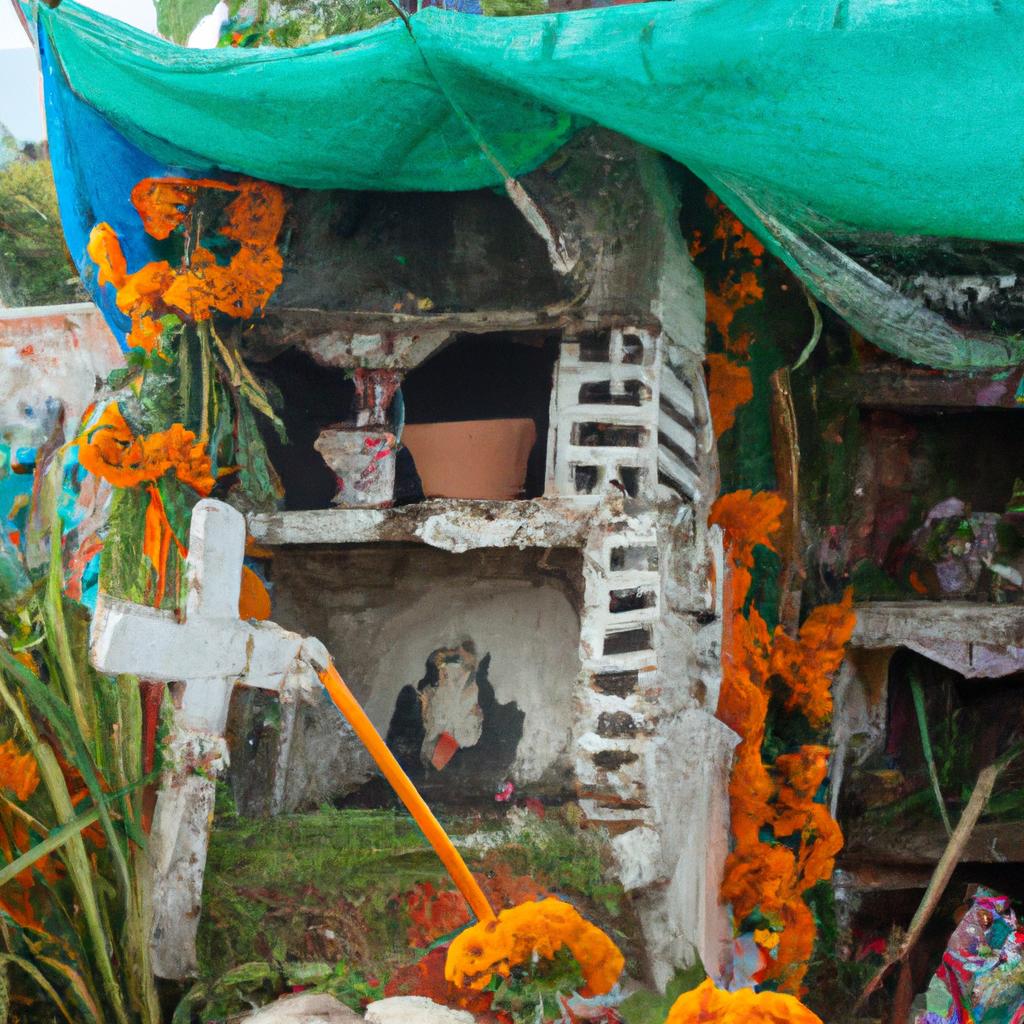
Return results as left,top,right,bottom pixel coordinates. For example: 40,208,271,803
36,0,1024,368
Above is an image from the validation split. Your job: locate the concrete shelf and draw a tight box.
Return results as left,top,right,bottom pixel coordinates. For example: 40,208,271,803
853,600,1024,649
247,497,602,552
842,819,1024,869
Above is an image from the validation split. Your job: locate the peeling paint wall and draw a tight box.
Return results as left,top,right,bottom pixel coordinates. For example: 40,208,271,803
233,135,736,986
0,303,123,445
245,545,583,811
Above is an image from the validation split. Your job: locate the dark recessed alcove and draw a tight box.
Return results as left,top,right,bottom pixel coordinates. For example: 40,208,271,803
254,347,357,510
839,649,1024,833
273,187,571,314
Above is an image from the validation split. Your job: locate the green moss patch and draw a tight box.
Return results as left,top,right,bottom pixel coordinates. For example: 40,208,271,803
194,802,642,1018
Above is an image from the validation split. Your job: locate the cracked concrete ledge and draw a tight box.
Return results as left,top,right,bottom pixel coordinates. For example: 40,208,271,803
247,497,602,552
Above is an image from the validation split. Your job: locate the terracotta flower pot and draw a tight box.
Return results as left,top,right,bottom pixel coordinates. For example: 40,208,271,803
402,418,537,500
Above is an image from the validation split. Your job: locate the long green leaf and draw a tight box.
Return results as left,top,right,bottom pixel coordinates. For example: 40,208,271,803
0,640,133,900
0,953,77,1024
909,674,953,837
34,744,127,1024
36,954,104,1023
0,672,121,1024
41,465,97,748
0,772,156,890
0,808,99,890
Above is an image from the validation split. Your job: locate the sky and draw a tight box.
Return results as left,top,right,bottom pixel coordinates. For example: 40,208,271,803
0,0,158,142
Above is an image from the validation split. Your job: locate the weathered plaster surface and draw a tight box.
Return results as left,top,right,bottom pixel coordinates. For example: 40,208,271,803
240,137,737,987
263,545,583,806
0,303,122,443
249,497,598,552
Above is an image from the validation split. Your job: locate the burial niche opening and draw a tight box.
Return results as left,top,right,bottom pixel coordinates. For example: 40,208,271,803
836,648,1024,1003
227,543,583,814
850,407,1024,601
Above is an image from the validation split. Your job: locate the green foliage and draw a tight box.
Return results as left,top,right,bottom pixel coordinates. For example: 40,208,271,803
0,157,83,307
226,0,396,48
487,946,585,1021
175,959,386,1022
494,811,617,911
198,807,446,978
482,0,546,16
0,465,159,1023
197,804,637,1008
619,964,705,1024
155,0,221,44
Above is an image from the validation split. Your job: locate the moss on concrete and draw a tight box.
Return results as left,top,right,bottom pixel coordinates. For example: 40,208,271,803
196,800,639,988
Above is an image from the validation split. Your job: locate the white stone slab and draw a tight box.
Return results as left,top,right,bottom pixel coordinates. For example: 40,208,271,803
364,997,475,1024
243,992,363,1023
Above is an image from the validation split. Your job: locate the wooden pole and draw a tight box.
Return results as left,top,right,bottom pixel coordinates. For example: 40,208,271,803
768,367,804,633
855,745,1021,1012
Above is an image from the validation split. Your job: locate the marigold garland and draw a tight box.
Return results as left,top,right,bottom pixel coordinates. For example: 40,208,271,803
709,490,855,994
88,177,285,353
706,353,754,440
79,403,214,605
694,194,767,439
444,897,624,998
78,404,215,495
665,978,822,1023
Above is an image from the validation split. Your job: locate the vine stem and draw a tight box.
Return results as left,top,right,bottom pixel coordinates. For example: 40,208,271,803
197,321,212,440
910,674,953,837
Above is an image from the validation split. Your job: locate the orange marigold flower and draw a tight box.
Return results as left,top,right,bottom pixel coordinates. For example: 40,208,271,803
78,403,156,489
130,177,234,240
161,246,220,321
706,272,765,353
214,243,283,318
709,490,786,570
769,589,856,727
774,746,831,803
116,260,176,321
223,181,287,247
126,315,164,353
708,194,767,261
154,423,215,495
445,897,623,997
0,816,60,930
0,739,39,803
13,650,36,673
87,223,127,290
722,841,798,920
79,405,215,496
705,353,753,439
665,978,822,1023
762,901,819,995
239,567,271,622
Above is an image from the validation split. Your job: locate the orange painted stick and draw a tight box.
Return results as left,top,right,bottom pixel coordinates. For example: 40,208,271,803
318,660,496,923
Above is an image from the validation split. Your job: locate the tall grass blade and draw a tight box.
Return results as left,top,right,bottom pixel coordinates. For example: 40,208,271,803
0,807,100,889
0,953,76,1024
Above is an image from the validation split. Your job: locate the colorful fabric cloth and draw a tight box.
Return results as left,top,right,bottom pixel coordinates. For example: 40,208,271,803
29,0,1024,367
918,889,1024,1024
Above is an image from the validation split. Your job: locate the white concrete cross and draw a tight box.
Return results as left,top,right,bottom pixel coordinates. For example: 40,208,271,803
90,498,327,980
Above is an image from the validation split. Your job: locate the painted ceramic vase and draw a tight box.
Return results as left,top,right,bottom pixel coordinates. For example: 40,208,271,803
314,426,397,508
